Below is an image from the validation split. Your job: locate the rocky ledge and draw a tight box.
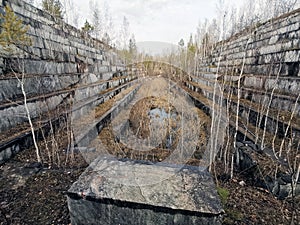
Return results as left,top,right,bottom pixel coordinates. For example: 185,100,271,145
67,156,223,225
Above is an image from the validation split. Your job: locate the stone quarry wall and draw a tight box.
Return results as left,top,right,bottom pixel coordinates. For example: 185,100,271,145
199,8,300,77
0,0,123,76
0,0,137,163
193,8,300,142
189,9,300,197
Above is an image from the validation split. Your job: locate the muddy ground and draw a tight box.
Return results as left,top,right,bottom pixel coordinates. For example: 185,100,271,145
1,146,299,225
1,78,299,224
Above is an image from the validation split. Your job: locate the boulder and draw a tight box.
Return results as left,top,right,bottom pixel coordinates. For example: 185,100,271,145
67,156,223,225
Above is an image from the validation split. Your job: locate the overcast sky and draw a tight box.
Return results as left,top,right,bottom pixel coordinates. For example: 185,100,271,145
70,0,226,45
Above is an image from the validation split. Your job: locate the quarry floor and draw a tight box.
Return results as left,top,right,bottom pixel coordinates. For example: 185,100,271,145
0,145,299,225
0,78,299,224
0,145,88,225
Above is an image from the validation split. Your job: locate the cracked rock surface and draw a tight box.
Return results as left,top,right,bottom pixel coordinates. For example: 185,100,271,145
67,156,223,225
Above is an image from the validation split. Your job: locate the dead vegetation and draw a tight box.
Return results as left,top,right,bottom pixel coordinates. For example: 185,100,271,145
89,77,211,167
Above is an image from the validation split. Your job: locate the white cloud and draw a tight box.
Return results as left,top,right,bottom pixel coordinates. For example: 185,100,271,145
68,0,219,44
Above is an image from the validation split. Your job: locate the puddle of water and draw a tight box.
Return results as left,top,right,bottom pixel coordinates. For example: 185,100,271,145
148,108,178,149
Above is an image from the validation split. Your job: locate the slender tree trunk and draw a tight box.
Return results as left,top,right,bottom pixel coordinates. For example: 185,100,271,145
233,37,250,169
18,74,41,163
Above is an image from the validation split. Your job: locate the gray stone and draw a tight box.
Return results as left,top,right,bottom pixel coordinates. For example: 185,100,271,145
0,147,12,164
272,181,300,200
0,151,4,164
67,156,223,225
284,50,299,62
13,145,20,154
32,36,45,49
236,146,257,172
269,35,279,45
235,142,244,149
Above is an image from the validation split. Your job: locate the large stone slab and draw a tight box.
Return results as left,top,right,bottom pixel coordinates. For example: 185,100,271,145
67,156,223,225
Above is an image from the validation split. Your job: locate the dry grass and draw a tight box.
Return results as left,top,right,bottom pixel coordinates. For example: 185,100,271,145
88,77,211,166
